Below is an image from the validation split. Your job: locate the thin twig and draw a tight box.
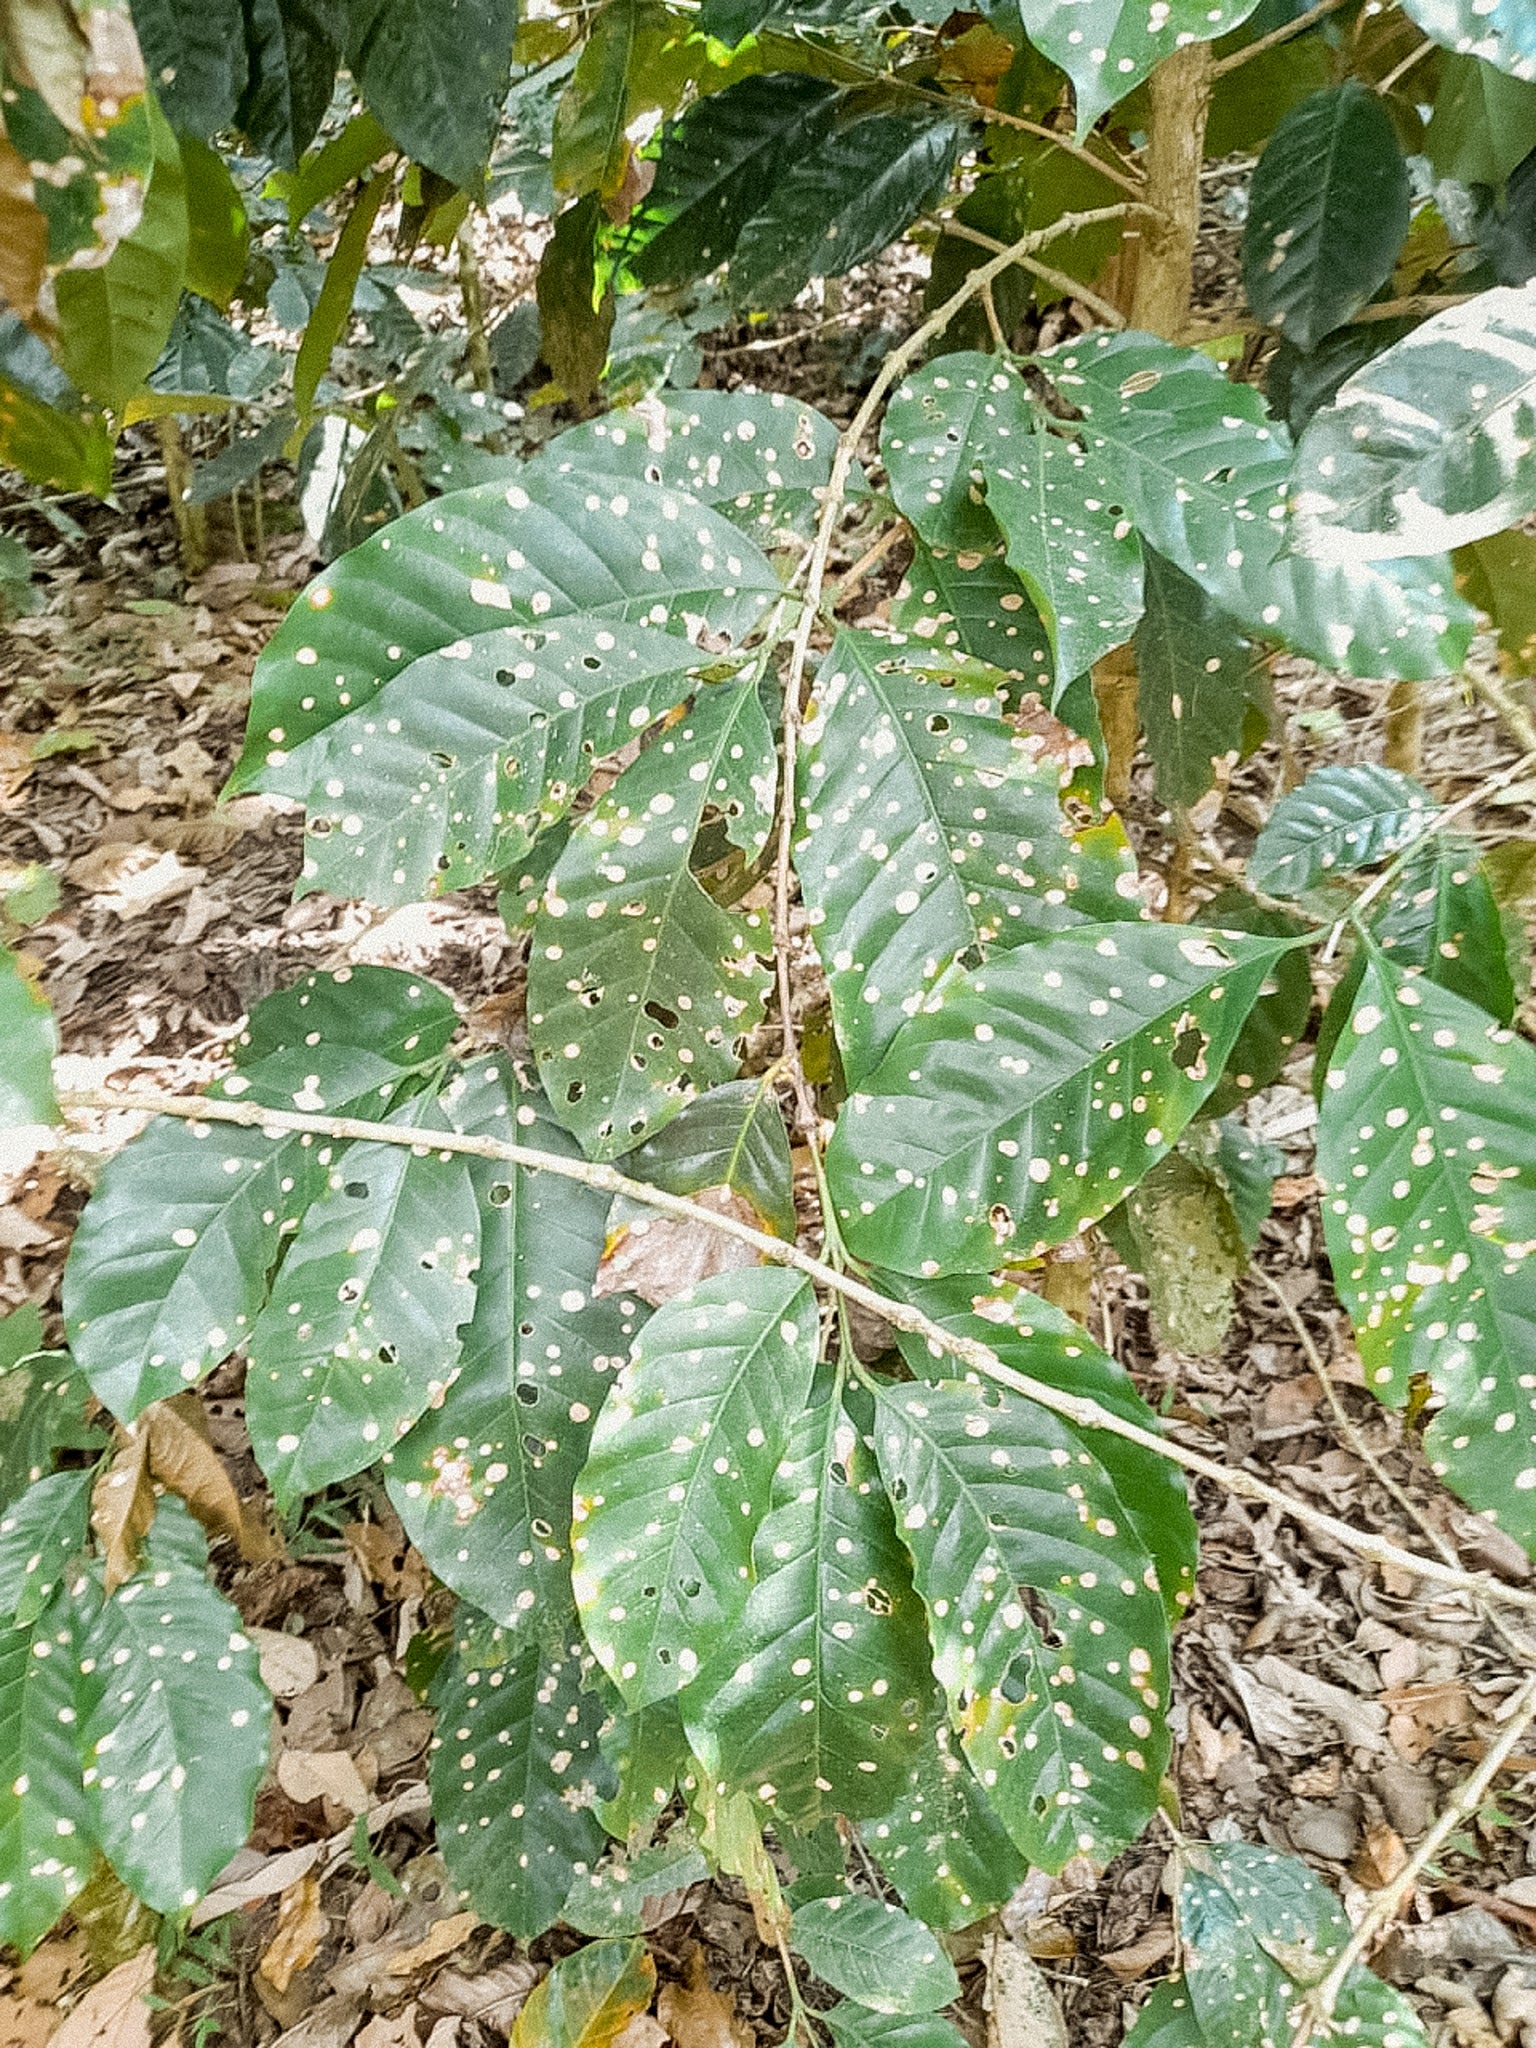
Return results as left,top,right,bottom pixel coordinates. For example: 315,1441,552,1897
1469,665,1536,756
1377,35,1436,93
1211,0,1352,75
54,1087,1536,1615
831,522,905,610
1349,292,1477,324
1290,1671,1536,2047
932,211,1132,329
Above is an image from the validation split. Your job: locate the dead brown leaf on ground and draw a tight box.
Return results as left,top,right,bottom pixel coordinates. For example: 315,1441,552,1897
261,1873,330,1994
49,1949,154,2048
657,1949,753,2048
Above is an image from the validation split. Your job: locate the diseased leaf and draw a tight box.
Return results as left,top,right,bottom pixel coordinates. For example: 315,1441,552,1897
1249,762,1438,897
1402,0,1536,87
432,1624,611,1938
572,1269,818,1708
1373,834,1516,1023
598,1697,693,1840
826,923,1290,1275
0,1470,90,1631
1320,955,1536,1558
528,680,774,1158
1016,0,1264,136
891,540,1054,692
1457,528,1536,675
510,1937,656,2048
0,1594,91,1953
789,1894,960,2016
862,1713,1027,1932
539,194,615,405
1135,550,1257,812
1200,887,1314,1116
0,1350,102,1513
882,352,1029,555
821,2011,970,2048
618,1076,796,1242
1123,1151,1248,1355
0,377,114,496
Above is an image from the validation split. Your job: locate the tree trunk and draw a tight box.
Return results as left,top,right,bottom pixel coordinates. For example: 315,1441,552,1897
1130,42,1213,340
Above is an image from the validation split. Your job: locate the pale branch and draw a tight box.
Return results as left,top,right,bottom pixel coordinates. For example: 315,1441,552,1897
56,1086,1536,1616
1342,744,1536,936
925,214,1129,329
1211,0,1353,75
1290,1669,1536,2048
1469,664,1536,759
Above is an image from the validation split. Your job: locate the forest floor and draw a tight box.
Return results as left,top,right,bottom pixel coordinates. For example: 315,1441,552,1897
5,223,1536,2048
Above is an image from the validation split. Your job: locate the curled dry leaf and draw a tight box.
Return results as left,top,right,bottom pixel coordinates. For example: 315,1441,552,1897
984,1936,1068,2048
91,1429,154,1596
594,1186,766,1308
385,1911,481,1978
260,1874,328,1994
277,1748,372,1817
50,1949,155,2048
656,1949,753,2048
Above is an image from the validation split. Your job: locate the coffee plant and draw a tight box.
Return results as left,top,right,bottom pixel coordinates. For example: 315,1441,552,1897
10,0,1536,2039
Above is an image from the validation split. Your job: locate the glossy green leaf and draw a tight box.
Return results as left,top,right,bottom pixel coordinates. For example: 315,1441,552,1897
528,681,774,1158
180,135,250,310
347,0,518,187
685,1381,933,1829
891,540,1053,692
1206,1115,1284,1250
1291,283,1536,562
873,1375,1171,1868
572,1268,818,1708
1120,1980,1205,2048
987,430,1146,686
1249,762,1438,897
1402,0,1536,85
822,2013,969,2048
128,0,248,137
293,171,389,418
552,0,649,200
861,1713,1027,1932
64,967,455,1419
1243,84,1409,352
228,469,778,798
1373,833,1516,1023
538,388,849,544
1425,52,1536,185
789,1894,959,2015
1320,955,1536,1557
77,1500,268,1913
1044,330,1474,682
0,1594,91,1953
881,352,1029,555
510,1936,656,2048
0,1471,90,1629
827,923,1289,1275
1016,0,1264,136
237,0,343,167
0,947,57,1128
1200,889,1313,1116
795,630,1139,1084
431,1624,611,1937
619,1075,796,1241
597,1698,693,1840
246,1091,480,1502
386,1058,642,1635
1457,527,1536,674
562,1836,709,1936
0,1351,102,1513
0,377,113,496
1135,551,1258,812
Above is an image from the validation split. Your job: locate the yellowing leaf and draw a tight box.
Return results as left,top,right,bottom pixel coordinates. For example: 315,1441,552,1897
512,1940,656,2048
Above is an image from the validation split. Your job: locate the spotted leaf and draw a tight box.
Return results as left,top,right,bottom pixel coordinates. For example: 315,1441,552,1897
1372,834,1517,1023
685,1380,933,1829
1291,283,1536,563
1043,331,1474,682
1134,550,1260,812
0,1350,103,1513
891,539,1054,693
597,1697,694,1840
64,967,456,1420
618,1074,797,1242
821,2011,970,2048
0,1593,91,1953
861,1711,1027,1932
0,946,56,1129
1402,0,1536,90
872,1377,1171,1869
510,1936,656,2048
536,388,858,543
227,469,779,797
386,1058,642,1636
246,1090,481,1503
572,1268,818,1709
0,1470,91,1629
528,681,774,1159
1016,0,1264,136
430,1623,611,1939
562,1835,709,1936
985,430,1146,687
1249,763,1438,898
881,352,1032,554
75,1499,269,1915
795,630,1139,1086
789,1894,960,2016
826,923,1291,1276
1319,954,1536,1558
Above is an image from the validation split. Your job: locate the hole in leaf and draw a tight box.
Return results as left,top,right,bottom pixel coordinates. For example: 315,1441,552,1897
488,1182,513,1206
345,1181,370,1200
644,1000,679,1030
515,1384,538,1405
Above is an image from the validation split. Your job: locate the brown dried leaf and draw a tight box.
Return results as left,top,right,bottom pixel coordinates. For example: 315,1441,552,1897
1353,1823,1408,1890
1100,1922,1175,1984
260,1875,328,1995
594,1187,765,1308
656,1951,752,2048
91,1430,154,1595
0,733,34,807
0,141,47,328
276,1749,372,1817
142,1398,247,1554
984,1936,1068,2048
385,1913,481,1978
50,1950,154,2048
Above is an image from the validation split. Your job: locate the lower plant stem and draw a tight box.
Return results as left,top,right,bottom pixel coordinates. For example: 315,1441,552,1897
56,1086,1536,1616
156,417,208,577
1130,42,1213,339
457,223,505,455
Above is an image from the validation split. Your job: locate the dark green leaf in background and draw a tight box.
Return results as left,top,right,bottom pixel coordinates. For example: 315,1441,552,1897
128,0,248,137
538,194,615,404
790,1894,960,2015
618,1076,796,1241
237,0,344,169
346,0,519,188
1249,762,1438,896
1135,550,1258,811
1425,52,1536,186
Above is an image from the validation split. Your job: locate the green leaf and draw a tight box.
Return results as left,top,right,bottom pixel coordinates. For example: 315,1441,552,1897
246,1090,481,1502
789,1895,960,2015
1320,954,1536,1557
1016,0,1264,136
528,680,774,1158
1044,330,1474,682
538,388,849,544
881,352,1027,555
795,629,1139,1085
1426,53,1536,186
563,1836,709,1936
0,1350,102,1512
1120,1980,1205,2048
572,1268,818,1708
0,1308,43,1380
1207,1114,1284,1249
619,1076,796,1241
597,1698,692,1839
77,1499,268,1913
0,377,113,495
629,74,841,292
237,0,343,167
987,430,1146,686
1243,83,1409,353
883,1271,1198,1625
55,99,188,408
228,469,779,799
431,1625,611,1937
0,1595,91,1952
293,171,389,418
539,195,616,406
826,922,1290,1276
861,1714,1027,1932
1199,889,1313,1116
510,1937,656,2048
0,947,57,1127
727,110,963,313
1373,834,1516,1023
0,1470,90,1628
1402,0,1536,85
821,2012,969,2048
385,1058,643,1635
1249,762,1438,897
64,966,454,1419
1291,284,1536,563
872,1374,1171,1868
1135,551,1258,812
180,135,250,311
685,1380,933,1829
891,540,1053,692
283,109,395,228
552,0,646,199
1123,1151,1248,1355
347,0,518,187
1457,528,1536,674
127,0,248,137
